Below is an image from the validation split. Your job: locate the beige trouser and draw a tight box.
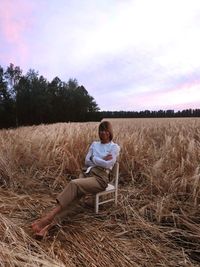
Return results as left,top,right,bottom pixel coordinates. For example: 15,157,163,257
56,172,108,211
57,176,105,209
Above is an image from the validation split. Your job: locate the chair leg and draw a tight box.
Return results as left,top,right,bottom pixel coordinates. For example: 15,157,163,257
95,194,99,214
115,191,118,205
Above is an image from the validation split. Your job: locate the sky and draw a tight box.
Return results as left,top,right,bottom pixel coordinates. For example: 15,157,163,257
0,0,200,111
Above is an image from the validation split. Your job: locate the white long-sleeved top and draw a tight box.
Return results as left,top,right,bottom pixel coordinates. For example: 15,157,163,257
85,141,120,170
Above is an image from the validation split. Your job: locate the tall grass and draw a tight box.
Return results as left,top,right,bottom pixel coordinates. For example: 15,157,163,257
0,118,200,266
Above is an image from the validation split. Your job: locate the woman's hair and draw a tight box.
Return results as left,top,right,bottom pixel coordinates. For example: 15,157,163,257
98,121,113,141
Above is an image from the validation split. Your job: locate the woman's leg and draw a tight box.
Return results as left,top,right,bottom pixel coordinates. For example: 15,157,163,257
56,176,105,210
32,176,104,235
31,179,81,235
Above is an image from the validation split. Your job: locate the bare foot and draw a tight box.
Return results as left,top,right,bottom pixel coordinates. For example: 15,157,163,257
31,205,62,236
33,221,55,239
31,215,53,234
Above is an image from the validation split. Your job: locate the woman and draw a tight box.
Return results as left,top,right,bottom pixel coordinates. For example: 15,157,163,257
31,121,120,238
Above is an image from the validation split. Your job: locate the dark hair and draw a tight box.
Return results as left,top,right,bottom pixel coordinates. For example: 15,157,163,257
98,121,113,141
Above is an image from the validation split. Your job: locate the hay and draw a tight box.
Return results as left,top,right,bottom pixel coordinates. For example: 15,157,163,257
0,118,200,266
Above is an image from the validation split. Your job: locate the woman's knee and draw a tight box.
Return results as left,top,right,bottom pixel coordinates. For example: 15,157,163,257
69,179,84,197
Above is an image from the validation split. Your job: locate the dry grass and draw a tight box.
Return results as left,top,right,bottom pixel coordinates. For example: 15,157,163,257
0,118,200,266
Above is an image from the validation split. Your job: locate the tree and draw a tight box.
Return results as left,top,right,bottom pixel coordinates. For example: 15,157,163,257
4,63,22,126
4,63,22,96
25,69,49,124
65,79,99,121
47,76,67,122
0,66,15,127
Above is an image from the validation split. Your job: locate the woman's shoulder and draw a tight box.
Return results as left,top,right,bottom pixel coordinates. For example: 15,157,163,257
90,141,100,147
110,141,120,151
110,140,119,146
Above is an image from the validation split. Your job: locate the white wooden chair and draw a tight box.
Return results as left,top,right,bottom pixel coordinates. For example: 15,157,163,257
95,162,119,214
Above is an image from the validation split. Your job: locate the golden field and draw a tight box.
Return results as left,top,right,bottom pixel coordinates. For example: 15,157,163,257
0,118,200,267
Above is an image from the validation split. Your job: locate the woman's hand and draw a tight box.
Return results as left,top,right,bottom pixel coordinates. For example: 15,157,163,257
103,154,113,161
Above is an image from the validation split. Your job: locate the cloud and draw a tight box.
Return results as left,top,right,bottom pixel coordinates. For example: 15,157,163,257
114,80,200,111
0,0,200,111
0,0,35,66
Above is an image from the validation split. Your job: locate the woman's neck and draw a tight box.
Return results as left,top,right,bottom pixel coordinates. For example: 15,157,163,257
101,140,110,144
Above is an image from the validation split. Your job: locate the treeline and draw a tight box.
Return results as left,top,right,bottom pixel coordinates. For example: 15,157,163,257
100,109,200,118
0,63,199,129
0,63,100,128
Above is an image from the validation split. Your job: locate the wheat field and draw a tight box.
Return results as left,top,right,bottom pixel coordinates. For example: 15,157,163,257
0,118,200,267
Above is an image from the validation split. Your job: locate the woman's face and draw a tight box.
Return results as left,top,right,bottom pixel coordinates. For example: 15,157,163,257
99,129,110,143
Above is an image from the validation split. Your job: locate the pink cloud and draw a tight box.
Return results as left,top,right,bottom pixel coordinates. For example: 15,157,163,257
0,0,35,66
122,79,200,111
137,77,200,98
166,100,200,111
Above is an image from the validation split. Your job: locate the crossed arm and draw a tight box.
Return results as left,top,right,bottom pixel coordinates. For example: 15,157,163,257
85,145,119,169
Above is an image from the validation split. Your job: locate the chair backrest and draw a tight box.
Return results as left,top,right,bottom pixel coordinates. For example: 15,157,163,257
110,162,119,189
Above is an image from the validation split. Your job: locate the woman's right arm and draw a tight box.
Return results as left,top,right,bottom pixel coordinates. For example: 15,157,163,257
85,143,95,167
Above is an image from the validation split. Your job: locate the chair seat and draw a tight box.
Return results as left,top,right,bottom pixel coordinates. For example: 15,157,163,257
105,183,115,191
